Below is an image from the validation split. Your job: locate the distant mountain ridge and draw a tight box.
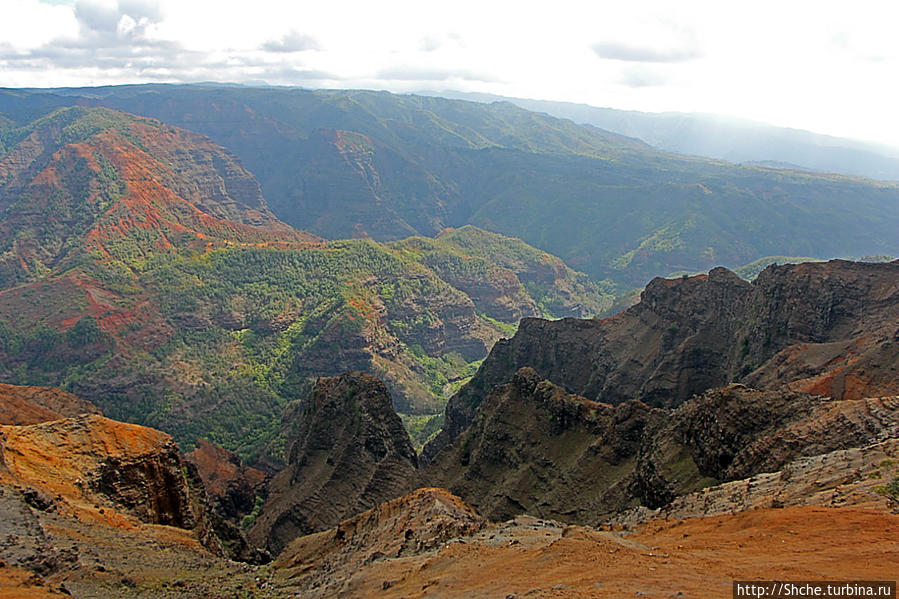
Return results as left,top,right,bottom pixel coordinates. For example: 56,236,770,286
4,85,899,287
422,89,899,181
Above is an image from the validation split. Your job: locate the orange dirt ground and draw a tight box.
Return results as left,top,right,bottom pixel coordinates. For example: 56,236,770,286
309,506,898,599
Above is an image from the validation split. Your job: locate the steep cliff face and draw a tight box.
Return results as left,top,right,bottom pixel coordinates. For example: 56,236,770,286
424,368,899,523
0,414,197,527
615,438,899,525
423,267,751,459
425,368,657,523
740,260,899,398
248,372,419,555
425,260,899,459
0,406,270,571
630,387,899,509
0,403,279,595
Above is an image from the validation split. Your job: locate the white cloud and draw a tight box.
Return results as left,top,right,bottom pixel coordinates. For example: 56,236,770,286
0,0,78,48
262,31,320,53
1,0,898,148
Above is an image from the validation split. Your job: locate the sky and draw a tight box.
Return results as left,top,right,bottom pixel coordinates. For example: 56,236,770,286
2,0,899,149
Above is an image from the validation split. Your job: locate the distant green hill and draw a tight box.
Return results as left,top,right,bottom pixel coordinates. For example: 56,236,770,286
6,85,899,288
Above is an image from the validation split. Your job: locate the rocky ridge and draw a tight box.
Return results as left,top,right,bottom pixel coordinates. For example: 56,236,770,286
0,393,266,565
424,368,898,523
0,106,311,288
274,487,487,597
272,462,898,599
0,373,895,597
612,437,899,526
248,372,420,555
424,259,899,459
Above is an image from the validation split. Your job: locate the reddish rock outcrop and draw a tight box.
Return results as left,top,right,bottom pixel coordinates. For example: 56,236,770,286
275,487,487,596
0,409,271,573
0,414,196,527
0,383,100,426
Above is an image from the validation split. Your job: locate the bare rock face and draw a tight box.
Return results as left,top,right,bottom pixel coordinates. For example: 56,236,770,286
630,388,899,509
0,383,101,425
425,368,658,523
275,487,487,597
0,411,271,566
741,260,899,399
0,414,196,527
248,372,419,555
424,260,899,460
424,368,899,524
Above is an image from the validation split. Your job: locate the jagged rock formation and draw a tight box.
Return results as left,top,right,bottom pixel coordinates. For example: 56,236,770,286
248,372,420,555
631,388,898,509
425,368,655,523
424,260,899,459
0,382,893,597
0,382,100,425
0,384,280,596
424,368,899,523
275,488,487,597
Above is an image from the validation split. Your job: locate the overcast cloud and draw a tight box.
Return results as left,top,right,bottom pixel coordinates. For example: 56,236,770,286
261,31,320,53
1,0,898,148
591,42,701,64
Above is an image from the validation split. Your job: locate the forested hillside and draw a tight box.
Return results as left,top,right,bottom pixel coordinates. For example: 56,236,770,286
0,105,609,459
5,85,896,287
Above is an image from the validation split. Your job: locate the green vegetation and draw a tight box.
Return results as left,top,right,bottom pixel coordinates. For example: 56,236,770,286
876,477,899,505
240,495,265,529
391,225,616,318
34,85,899,288
398,412,445,452
2,218,602,461
5,91,899,465
731,256,824,281
1,110,615,460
